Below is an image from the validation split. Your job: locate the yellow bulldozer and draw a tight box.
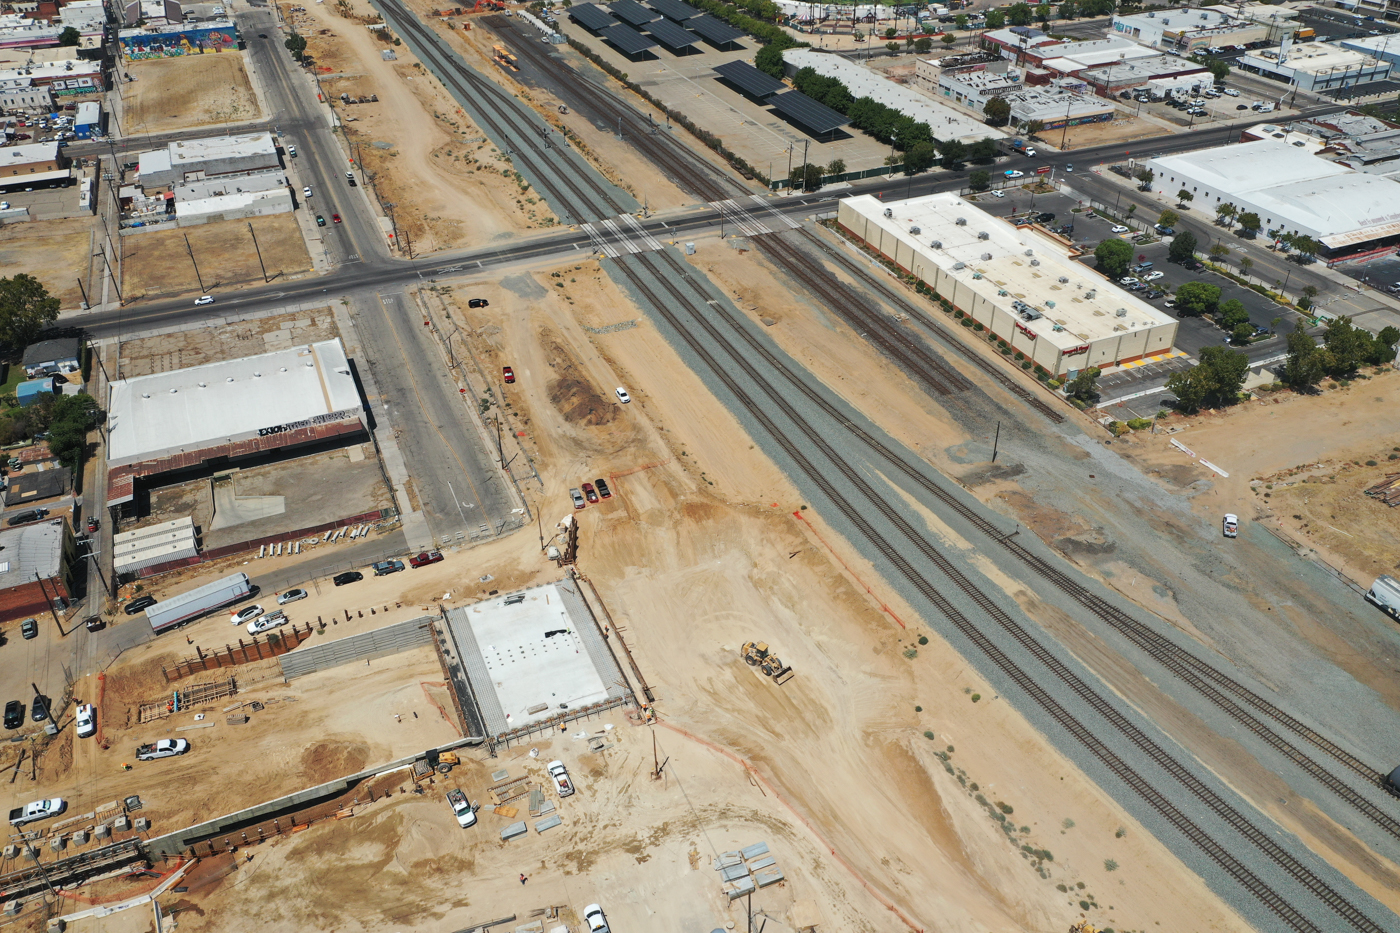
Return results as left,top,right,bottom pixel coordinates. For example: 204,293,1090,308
742,641,794,685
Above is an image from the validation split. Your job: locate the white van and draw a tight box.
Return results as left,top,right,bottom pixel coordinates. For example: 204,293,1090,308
1366,575,1400,620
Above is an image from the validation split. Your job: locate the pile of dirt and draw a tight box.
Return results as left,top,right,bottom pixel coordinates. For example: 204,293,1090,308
548,376,616,427
299,739,372,784
104,653,182,732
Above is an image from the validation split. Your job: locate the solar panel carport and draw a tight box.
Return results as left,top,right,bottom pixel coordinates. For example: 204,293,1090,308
609,0,657,25
647,17,700,49
601,22,658,54
769,90,848,135
648,0,698,21
568,3,617,30
686,14,745,46
713,59,784,99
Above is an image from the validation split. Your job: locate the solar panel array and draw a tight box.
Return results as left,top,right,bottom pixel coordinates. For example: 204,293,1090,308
568,3,617,30
601,22,658,53
769,90,848,133
686,14,745,44
647,16,700,48
713,59,784,98
647,0,698,21
609,0,657,26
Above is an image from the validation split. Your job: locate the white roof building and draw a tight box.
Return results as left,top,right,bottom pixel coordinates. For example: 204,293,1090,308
783,48,1005,143
1239,41,1392,91
1146,138,1400,251
107,339,364,470
837,193,1177,376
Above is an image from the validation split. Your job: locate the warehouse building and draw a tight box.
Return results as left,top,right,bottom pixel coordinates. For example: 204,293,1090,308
1146,138,1400,255
1003,88,1115,128
838,193,1177,376
0,140,71,190
173,170,291,226
113,516,198,575
1238,40,1392,92
138,132,279,189
0,520,78,623
934,66,1024,108
1111,8,1266,53
105,339,367,509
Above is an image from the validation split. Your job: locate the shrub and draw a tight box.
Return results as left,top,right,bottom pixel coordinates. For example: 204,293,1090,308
971,693,981,702
1367,459,1378,466
918,635,928,645
914,705,923,712
973,321,985,331
923,730,936,739
997,802,1014,814
1021,361,1033,369
1104,858,1119,871
961,318,974,327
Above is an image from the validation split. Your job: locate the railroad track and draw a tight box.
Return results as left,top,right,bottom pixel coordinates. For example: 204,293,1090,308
492,14,1398,836
626,247,1380,933
364,9,1390,928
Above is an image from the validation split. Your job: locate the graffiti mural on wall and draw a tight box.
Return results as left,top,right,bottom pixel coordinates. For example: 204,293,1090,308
119,25,239,60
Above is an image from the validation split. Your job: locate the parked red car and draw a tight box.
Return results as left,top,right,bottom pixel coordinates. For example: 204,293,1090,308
408,550,443,568
582,482,598,503
503,366,515,384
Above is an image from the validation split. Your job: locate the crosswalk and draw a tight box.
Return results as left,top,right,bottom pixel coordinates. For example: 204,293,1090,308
580,215,665,258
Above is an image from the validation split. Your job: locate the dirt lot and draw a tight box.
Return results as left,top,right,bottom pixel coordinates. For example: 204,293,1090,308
283,0,554,252
0,217,94,310
123,53,261,134
121,213,312,300
1110,374,1400,588
116,307,338,378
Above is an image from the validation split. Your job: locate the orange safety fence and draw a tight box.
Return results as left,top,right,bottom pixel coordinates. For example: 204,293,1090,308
790,510,908,630
54,857,192,905
658,721,924,933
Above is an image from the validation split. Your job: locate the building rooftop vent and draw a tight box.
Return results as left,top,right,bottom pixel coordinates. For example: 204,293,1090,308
910,225,921,235
1025,249,1035,256
956,217,967,226
981,252,993,261
883,208,893,217
1116,308,1128,317
977,231,990,240
1030,259,1040,266
1058,276,1069,283
930,240,943,249
952,261,966,270
1085,289,1096,299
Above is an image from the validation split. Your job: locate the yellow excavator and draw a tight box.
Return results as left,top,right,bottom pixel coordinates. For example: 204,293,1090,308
1068,922,1097,933
742,642,794,685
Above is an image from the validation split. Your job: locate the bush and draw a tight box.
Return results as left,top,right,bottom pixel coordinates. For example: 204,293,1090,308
970,693,981,702
1126,417,1153,430
961,318,974,327
923,730,936,739
918,635,928,645
1021,361,1033,369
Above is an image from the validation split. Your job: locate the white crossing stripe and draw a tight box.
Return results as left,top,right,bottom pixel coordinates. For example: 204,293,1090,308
599,218,642,254
581,223,620,258
617,213,664,251
710,199,771,237
748,195,801,229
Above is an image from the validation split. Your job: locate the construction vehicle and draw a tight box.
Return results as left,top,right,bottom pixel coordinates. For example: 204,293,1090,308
741,641,794,684
1068,922,1097,933
436,751,461,774
492,45,519,70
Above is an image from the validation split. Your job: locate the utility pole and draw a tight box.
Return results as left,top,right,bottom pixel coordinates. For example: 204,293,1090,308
33,574,63,636
247,222,269,283
495,416,505,469
183,233,205,292
402,225,413,260
75,277,89,310
991,420,1001,462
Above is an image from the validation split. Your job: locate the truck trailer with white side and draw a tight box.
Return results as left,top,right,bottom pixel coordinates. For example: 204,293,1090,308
145,572,253,634
1366,575,1400,621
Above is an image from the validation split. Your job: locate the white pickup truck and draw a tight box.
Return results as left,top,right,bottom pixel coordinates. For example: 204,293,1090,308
547,760,575,798
9,798,65,826
446,789,476,828
136,738,190,761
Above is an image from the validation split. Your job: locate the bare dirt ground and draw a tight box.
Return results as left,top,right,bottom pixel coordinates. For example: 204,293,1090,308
1110,374,1400,588
116,307,339,377
284,0,554,252
123,53,261,134
0,217,93,309
121,214,312,300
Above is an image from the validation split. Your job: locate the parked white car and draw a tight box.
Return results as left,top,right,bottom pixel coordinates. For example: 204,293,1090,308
1003,169,1024,179
1110,225,1129,234
1142,270,1165,281
1223,513,1238,538
989,190,1004,198
231,604,264,625
75,703,96,738
614,387,631,403
583,904,610,933
547,760,575,797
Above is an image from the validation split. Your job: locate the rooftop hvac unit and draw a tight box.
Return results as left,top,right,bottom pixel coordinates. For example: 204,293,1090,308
977,231,990,240
884,208,893,218
1116,308,1128,317
952,261,966,270
1058,276,1069,283
972,272,984,279
956,217,967,226
1024,249,1034,256
981,252,993,261
930,240,943,249
1030,259,1040,266
1052,323,1065,331
1084,289,1096,299
998,289,1009,296
1046,300,1056,308
910,225,921,235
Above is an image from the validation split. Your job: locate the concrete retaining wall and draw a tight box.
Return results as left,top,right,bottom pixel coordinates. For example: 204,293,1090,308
278,615,434,680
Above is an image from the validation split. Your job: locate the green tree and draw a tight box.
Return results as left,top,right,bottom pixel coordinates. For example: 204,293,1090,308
755,43,787,79
1218,298,1249,329
915,36,933,53
1176,189,1194,207
1134,167,1154,190
984,97,1012,126
58,26,80,46
0,274,60,348
1297,284,1319,310
1058,0,1078,18
941,33,957,46
1066,366,1101,402
826,158,846,178
1281,322,1325,390
1166,345,1248,412
793,162,825,191
1168,230,1197,264
1237,211,1261,235
1208,243,1230,261
1215,202,1237,226
886,27,898,38
1157,209,1179,229
284,32,308,60
887,41,901,52
1008,2,1034,25
1371,326,1400,364
955,12,969,27
968,137,998,163
1173,281,1221,317
1292,235,1320,262
969,169,991,191
1322,315,1373,375
938,138,967,169
1230,323,1255,345
1094,238,1133,277
1035,3,1051,24
984,8,1006,27
1203,58,1230,83
903,141,939,174
1239,256,1254,280
1023,119,1045,138
45,393,100,472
